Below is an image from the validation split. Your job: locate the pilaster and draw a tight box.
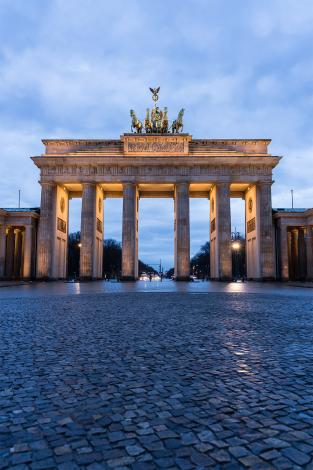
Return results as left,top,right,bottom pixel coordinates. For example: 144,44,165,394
258,182,276,279
306,226,313,281
51,185,69,279
210,183,232,280
0,224,6,278
36,182,56,279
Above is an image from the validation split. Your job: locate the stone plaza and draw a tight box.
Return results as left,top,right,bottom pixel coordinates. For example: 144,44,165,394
1,284,313,469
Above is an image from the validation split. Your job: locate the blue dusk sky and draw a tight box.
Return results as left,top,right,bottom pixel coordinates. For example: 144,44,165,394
0,0,313,268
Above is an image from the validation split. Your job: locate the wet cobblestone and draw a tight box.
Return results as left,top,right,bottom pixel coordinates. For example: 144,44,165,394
0,292,313,469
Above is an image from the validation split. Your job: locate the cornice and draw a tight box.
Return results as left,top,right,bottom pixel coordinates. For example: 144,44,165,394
32,155,281,168
42,138,271,144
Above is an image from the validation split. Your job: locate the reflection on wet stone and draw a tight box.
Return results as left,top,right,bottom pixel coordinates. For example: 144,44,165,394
0,292,313,469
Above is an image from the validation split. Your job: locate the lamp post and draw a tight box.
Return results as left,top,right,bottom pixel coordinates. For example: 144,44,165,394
232,241,240,281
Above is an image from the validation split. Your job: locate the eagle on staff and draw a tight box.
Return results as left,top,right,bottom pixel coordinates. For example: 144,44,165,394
129,87,184,134
149,87,160,103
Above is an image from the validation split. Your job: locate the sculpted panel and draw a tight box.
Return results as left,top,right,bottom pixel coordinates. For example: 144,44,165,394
127,141,184,153
123,134,190,156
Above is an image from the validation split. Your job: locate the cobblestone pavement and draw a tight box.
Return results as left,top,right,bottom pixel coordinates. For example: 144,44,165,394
1,292,313,469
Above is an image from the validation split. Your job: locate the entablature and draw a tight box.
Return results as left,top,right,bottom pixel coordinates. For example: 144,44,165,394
41,134,273,157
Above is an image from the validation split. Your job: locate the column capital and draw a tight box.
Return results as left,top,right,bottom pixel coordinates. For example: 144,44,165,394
82,181,96,188
123,181,137,188
40,181,56,188
175,181,190,190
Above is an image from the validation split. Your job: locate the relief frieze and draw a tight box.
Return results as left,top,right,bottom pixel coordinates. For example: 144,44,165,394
41,164,272,178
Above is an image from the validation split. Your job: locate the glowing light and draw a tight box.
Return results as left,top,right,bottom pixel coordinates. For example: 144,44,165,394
232,242,240,250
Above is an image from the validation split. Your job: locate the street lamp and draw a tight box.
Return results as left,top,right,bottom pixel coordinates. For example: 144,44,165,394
232,241,240,251
232,241,240,281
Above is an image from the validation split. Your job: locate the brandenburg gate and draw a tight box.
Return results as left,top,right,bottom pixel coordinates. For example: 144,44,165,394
32,89,280,281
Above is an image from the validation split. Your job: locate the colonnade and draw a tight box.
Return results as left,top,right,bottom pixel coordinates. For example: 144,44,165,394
0,225,34,279
35,180,276,281
287,227,313,281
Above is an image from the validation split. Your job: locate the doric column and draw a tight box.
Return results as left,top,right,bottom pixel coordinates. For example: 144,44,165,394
306,226,313,281
287,229,292,280
174,182,190,281
290,229,299,280
0,224,6,278
278,221,289,281
80,183,96,279
121,182,138,280
258,182,276,279
36,182,56,279
298,228,307,281
14,229,23,278
210,183,231,280
23,225,33,279
5,227,15,278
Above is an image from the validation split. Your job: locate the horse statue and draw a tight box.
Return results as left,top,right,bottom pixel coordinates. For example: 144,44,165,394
130,109,143,133
144,108,153,133
161,107,169,133
171,108,185,133
151,106,163,133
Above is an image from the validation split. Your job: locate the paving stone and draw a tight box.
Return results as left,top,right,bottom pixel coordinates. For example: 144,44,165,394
54,445,71,456
155,457,175,468
197,430,214,442
11,452,32,464
58,463,80,470
107,456,135,467
239,454,266,467
180,432,198,445
210,449,231,463
10,443,29,453
228,445,249,458
281,447,311,465
31,458,57,469
126,445,145,456
264,437,289,449
190,449,214,466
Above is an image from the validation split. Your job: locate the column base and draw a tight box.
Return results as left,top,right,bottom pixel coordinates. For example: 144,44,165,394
175,276,191,282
